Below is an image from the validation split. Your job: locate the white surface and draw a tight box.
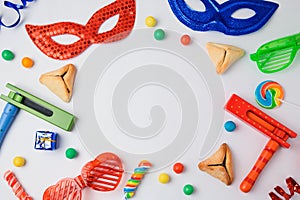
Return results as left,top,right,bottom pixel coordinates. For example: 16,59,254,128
0,0,300,199
73,28,225,172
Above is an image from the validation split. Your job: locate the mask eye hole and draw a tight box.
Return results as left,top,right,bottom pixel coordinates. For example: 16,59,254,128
52,34,80,45
184,0,206,12
231,8,256,19
215,0,227,4
99,14,119,34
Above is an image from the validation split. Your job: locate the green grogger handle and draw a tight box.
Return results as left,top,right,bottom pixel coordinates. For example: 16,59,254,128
0,83,75,131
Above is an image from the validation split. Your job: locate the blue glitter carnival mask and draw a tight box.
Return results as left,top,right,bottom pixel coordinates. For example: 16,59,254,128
168,0,279,35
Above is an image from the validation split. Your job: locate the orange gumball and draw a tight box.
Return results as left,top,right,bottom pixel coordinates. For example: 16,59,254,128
21,57,34,68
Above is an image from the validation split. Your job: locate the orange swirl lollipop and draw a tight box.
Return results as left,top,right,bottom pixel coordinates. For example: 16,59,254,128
255,80,300,111
255,80,284,109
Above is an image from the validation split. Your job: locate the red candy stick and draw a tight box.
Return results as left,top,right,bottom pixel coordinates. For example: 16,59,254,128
4,170,33,200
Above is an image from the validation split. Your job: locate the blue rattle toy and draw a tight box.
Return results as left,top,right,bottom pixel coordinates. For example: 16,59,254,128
168,0,279,35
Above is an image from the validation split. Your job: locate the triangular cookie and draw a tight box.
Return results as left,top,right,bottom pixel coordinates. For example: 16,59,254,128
206,42,245,74
198,143,234,185
39,64,77,102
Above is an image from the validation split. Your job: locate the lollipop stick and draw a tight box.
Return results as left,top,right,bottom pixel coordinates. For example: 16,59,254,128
277,98,300,110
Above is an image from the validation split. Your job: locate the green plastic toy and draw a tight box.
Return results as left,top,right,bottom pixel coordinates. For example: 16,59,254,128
251,32,300,74
0,83,75,131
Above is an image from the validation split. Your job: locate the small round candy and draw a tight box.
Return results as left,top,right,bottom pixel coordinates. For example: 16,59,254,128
145,16,157,27
255,80,284,109
180,34,191,45
158,173,170,184
154,29,165,40
65,148,78,159
224,121,236,132
13,156,26,167
21,57,34,68
2,49,15,61
173,162,184,174
183,184,194,195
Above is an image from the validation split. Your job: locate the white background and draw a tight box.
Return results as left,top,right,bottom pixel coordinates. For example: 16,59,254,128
0,0,300,199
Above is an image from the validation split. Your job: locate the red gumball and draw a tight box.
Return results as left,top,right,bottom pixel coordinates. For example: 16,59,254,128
173,162,184,174
180,34,191,46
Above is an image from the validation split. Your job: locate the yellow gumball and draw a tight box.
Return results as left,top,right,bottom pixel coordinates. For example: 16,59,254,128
13,156,26,167
145,16,157,27
158,173,170,184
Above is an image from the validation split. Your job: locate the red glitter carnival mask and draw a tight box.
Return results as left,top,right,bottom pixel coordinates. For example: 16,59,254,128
25,0,136,60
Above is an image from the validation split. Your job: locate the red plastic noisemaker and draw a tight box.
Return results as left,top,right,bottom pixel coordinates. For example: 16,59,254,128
225,94,297,148
225,94,297,193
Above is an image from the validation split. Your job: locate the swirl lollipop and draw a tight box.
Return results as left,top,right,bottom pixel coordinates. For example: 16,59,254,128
255,80,284,109
43,152,124,200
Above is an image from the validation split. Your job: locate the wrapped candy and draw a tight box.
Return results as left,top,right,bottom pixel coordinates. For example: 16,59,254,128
34,131,58,150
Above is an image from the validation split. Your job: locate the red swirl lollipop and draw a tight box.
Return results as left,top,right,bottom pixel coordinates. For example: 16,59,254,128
43,152,124,200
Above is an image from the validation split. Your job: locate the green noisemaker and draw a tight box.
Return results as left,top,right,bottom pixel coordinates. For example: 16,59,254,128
0,83,75,131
